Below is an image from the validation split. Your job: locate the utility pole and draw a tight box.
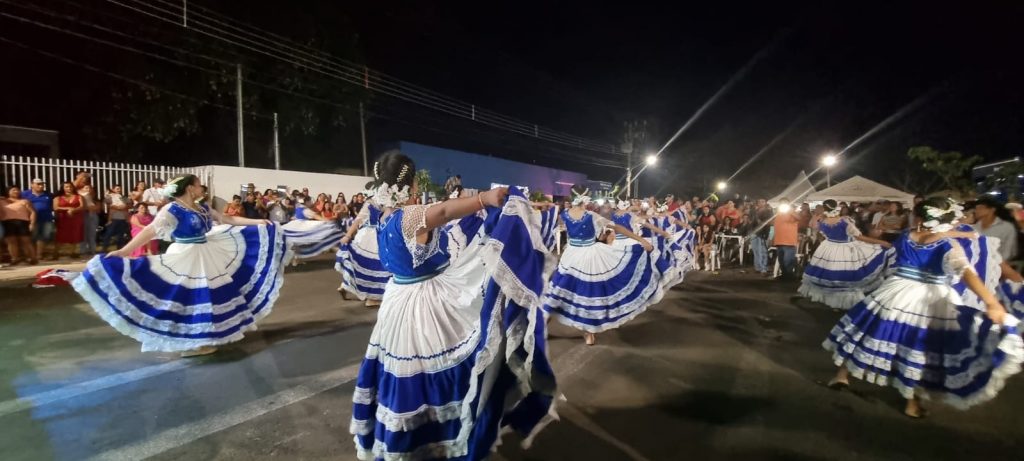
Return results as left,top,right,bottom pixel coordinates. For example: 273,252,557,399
360,102,368,176
236,64,245,167
273,112,280,170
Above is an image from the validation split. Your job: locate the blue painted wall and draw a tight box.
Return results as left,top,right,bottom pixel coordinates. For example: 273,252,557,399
390,141,588,196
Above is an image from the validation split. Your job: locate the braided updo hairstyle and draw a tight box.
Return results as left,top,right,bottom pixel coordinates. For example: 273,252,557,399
166,174,199,198
373,150,416,191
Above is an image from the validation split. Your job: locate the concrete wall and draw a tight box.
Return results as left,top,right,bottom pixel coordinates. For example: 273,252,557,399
395,141,587,196
200,165,372,211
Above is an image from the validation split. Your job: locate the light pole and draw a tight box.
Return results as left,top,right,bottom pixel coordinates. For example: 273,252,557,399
821,154,837,188
639,154,657,196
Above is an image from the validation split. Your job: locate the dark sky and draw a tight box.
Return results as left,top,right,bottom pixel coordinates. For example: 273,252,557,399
3,1,1023,197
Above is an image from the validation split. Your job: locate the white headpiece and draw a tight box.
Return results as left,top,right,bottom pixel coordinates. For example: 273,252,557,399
922,199,964,233
617,200,630,211
449,189,460,200
571,188,591,206
824,208,841,218
371,182,411,208
160,176,186,198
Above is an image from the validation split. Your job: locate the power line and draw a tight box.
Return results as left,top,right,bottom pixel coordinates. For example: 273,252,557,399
0,33,265,118
101,0,621,154
0,2,625,169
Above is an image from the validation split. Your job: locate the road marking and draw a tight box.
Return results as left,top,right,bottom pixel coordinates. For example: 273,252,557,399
85,363,360,461
0,360,191,418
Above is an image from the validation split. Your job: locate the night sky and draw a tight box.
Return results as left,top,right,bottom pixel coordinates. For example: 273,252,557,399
2,1,1023,197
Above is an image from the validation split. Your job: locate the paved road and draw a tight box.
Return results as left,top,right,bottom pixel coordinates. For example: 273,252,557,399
1,261,1022,461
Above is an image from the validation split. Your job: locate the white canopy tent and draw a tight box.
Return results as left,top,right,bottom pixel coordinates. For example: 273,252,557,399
768,170,816,206
805,175,914,205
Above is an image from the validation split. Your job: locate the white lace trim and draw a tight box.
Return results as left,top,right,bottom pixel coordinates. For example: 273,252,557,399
401,205,443,269
547,250,654,306
71,225,288,352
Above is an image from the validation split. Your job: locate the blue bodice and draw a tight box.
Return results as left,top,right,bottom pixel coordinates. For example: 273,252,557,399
892,232,956,283
641,218,655,238
294,205,309,220
612,212,634,239
377,208,451,284
562,210,600,246
364,204,382,227
818,219,852,242
168,202,212,243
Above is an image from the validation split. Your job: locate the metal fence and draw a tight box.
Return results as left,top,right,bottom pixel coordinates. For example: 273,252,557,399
1,155,209,194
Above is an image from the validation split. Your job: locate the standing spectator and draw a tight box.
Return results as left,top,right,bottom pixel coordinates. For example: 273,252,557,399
773,200,800,280
666,195,680,212
23,179,54,260
100,184,131,252
2,186,37,264
225,195,244,217
715,200,740,223
266,191,291,224
748,198,773,275
130,180,147,206
142,178,166,215
199,185,210,205
79,184,101,256
242,192,262,219
444,174,462,194
972,196,1019,261
129,203,159,257
875,201,907,243
53,181,84,259
73,170,91,191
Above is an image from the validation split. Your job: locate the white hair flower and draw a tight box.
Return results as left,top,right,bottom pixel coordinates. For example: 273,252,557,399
370,181,410,208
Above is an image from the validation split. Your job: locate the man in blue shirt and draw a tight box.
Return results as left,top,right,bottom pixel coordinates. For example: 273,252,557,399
23,178,55,260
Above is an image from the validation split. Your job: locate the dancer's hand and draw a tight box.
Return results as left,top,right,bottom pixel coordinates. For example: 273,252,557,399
482,187,509,208
880,241,892,249
340,236,351,245
641,241,654,253
986,301,1007,325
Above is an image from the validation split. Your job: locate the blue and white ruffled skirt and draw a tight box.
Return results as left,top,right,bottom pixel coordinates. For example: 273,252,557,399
350,191,558,460
282,219,346,259
335,226,389,301
71,224,289,352
799,239,894,310
544,238,663,333
823,276,1023,408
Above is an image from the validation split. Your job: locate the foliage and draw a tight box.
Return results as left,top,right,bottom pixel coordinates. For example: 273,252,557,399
529,191,549,202
906,146,982,195
414,169,445,198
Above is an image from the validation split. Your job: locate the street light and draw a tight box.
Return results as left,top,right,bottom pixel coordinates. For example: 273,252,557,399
645,155,657,166
716,181,727,192
821,154,838,188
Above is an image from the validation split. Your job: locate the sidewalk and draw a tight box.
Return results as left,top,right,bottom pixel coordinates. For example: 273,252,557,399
0,260,88,285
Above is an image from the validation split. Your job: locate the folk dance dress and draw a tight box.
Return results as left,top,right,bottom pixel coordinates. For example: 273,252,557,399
798,217,894,310
544,210,662,333
350,189,557,461
71,202,289,352
282,204,347,259
336,204,390,301
645,216,683,290
823,234,1023,408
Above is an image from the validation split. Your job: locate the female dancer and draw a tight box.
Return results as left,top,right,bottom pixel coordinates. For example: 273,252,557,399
544,189,659,345
336,182,389,307
71,174,289,357
823,198,1022,417
799,199,894,311
281,197,347,260
350,151,555,460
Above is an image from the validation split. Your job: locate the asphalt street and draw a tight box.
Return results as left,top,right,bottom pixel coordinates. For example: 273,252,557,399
1,261,1022,461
